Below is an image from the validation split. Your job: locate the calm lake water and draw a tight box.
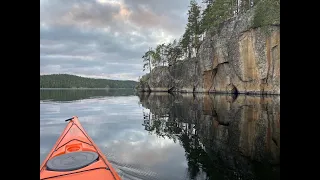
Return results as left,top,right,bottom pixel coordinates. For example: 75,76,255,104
40,89,280,180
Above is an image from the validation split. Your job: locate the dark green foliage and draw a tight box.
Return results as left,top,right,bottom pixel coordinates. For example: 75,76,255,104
40,74,137,88
180,28,192,58
142,48,153,73
252,0,280,28
187,0,202,53
142,40,183,70
166,39,183,66
200,0,237,34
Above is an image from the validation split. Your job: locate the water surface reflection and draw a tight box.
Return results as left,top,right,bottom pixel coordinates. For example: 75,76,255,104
139,92,280,180
40,88,135,102
40,90,279,180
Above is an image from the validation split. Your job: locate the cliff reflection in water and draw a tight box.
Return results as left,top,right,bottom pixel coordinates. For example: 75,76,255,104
139,92,280,180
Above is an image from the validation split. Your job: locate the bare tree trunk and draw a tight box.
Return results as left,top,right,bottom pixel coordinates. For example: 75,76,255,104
236,0,239,14
148,47,151,74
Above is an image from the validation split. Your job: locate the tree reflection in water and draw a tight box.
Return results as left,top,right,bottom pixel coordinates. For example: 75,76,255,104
140,92,280,180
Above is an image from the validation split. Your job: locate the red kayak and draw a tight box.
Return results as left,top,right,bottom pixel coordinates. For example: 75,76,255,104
40,116,121,180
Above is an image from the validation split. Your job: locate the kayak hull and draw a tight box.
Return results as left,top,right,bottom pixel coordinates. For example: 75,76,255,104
40,116,121,180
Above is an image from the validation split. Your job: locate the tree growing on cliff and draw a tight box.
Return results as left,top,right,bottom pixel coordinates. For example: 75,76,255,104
166,39,183,66
252,0,279,28
142,45,167,72
143,40,183,68
142,48,153,73
199,2,212,34
155,43,166,66
188,0,202,53
200,0,238,34
180,27,192,58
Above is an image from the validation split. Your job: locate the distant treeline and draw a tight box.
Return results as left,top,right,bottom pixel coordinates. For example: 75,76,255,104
40,74,138,88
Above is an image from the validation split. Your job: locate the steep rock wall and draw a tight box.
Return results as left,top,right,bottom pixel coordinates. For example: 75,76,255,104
138,7,280,95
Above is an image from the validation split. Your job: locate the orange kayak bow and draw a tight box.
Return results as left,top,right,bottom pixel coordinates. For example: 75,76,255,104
40,116,121,180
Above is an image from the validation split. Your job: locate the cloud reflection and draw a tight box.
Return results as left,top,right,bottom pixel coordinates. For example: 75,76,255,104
40,94,187,179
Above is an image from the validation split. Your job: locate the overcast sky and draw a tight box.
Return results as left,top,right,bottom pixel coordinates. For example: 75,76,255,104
40,0,202,81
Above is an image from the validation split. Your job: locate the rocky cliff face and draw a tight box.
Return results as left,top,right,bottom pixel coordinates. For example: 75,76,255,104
138,7,280,95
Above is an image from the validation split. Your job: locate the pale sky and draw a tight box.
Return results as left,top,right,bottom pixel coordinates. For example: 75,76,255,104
40,0,202,81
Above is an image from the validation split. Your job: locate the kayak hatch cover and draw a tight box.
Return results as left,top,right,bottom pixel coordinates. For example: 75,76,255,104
40,116,122,180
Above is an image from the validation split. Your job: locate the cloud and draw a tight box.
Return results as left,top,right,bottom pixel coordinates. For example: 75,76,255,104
40,0,197,80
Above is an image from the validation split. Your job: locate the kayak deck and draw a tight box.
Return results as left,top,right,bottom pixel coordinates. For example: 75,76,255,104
40,116,121,180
